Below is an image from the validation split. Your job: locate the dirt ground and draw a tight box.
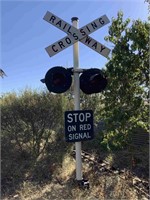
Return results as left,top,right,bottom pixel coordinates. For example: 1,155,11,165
1,144,149,200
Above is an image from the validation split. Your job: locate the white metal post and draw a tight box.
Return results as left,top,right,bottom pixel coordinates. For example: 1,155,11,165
71,17,82,181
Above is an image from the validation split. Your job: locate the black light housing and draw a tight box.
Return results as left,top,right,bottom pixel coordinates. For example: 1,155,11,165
44,66,72,93
80,68,107,94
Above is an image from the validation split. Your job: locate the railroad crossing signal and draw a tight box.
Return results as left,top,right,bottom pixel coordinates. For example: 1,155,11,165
41,66,107,94
44,66,72,93
43,11,110,57
42,12,111,182
80,68,107,94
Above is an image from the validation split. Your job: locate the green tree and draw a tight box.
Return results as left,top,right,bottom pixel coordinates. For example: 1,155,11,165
80,93,104,122
144,0,150,14
1,89,64,157
102,11,149,150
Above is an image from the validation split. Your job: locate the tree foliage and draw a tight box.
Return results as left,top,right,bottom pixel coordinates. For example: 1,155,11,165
102,11,149,149
1,89,64,157
144,0,150,14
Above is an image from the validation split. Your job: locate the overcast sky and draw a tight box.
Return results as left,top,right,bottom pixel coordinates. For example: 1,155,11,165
0,0,148,94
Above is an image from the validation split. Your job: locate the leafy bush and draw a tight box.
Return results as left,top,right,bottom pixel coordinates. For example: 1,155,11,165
102,12,149,150
1,89,64,157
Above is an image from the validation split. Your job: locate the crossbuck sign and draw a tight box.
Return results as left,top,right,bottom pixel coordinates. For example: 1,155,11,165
43,11,110,57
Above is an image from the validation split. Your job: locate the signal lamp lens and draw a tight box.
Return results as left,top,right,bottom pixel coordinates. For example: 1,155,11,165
52,73,66,86
80,68,107,94
45,66,72,94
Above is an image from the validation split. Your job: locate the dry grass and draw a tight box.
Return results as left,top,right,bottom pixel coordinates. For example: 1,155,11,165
1,132,149,200
2,150,149,200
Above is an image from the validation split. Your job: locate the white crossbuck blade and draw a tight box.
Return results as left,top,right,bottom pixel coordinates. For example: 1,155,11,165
43,11,111,58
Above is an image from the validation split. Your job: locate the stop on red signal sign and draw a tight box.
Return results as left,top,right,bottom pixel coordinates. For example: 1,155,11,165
65,110,94,142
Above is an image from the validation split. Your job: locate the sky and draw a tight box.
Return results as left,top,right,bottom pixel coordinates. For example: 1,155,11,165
0,0,149,94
